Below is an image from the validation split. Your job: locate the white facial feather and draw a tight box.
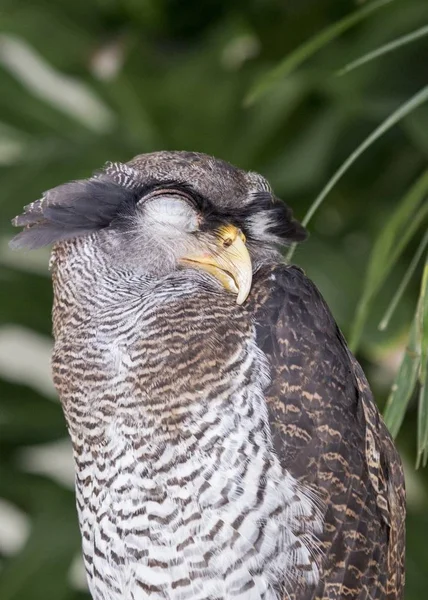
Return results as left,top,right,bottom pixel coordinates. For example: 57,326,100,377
140,196,199,234
246,213,280,244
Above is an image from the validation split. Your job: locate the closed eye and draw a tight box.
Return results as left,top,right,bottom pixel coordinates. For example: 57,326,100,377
139,191,199,232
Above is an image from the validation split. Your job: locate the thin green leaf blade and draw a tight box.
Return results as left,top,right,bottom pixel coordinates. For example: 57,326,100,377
417,381,428,467
348,173,428,351
337,24,428,76
379,230,428,331
246,0,394,105
385,255,428,449
415,255,428,466
384,317,420,438
286,87,428,266
418,256,428,386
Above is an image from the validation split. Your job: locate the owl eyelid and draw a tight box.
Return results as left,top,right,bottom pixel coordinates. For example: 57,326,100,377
138,187,196,207
137,189,200,233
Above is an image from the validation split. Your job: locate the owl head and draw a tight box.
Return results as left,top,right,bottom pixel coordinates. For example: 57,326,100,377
11,151,306,304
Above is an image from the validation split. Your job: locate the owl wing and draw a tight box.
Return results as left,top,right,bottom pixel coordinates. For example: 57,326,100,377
250,264,405,600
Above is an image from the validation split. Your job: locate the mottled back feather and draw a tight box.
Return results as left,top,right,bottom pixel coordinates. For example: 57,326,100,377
249,264,405,600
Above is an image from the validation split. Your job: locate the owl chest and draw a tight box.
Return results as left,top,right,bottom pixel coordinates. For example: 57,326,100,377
73,390,322,600
55,334,322,599
76,414,291,600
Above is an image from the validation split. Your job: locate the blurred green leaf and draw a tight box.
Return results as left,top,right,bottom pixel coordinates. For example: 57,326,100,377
379,230,428,331
384,252,428,457
418,256,428,385
0,379,65,448
246,0,394,105
0,469,81,600
286,88,428,265
261,108,343,193
405,106,428,157
417,380,428,467
337,23,428,76
0,515,77,600
405,508,428,596
384,316,420,438
0,266,52,334
416,257,428,466
349,170,428,351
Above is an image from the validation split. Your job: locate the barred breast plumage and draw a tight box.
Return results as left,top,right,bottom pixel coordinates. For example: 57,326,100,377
51,236,323,600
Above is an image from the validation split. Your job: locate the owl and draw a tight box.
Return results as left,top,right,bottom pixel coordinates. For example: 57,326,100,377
11,151,405,600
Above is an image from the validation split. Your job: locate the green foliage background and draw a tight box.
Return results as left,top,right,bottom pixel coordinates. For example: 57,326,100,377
0,0,427,598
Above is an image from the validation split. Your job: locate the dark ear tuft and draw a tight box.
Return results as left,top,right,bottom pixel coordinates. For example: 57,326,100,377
239,191,308,246
269,203,308,242
10,178,140,250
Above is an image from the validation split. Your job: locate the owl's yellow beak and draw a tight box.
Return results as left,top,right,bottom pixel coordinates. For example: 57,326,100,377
180,225,252,305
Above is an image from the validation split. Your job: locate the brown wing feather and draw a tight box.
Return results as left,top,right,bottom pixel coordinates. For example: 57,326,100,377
249,264,405,600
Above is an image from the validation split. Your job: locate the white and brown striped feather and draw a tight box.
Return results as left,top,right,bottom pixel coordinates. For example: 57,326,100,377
50,236,324,600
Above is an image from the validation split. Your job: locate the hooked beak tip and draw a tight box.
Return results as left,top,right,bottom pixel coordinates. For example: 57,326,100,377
181,225,253,304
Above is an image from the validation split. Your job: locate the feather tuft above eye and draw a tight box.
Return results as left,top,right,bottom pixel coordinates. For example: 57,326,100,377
10,178,141,250
226,191,307,246
10,157,307,251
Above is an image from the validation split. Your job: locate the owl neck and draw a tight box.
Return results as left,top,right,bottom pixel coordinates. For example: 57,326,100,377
50,234,258,443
